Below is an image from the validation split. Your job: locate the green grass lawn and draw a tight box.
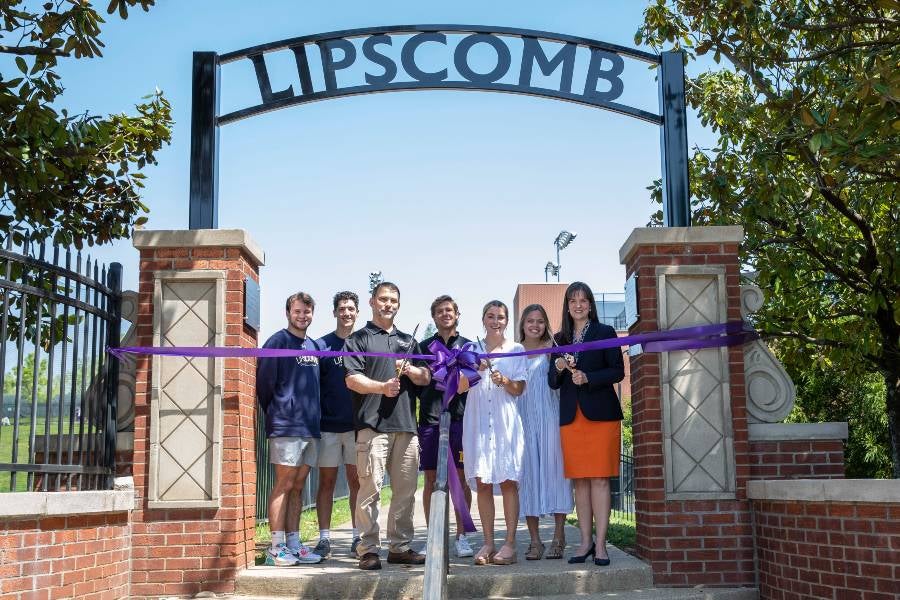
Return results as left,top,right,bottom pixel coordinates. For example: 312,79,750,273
0,416,99,491
566,510,636,554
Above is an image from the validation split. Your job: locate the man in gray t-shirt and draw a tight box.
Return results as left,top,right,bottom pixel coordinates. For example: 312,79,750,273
343,282,430,571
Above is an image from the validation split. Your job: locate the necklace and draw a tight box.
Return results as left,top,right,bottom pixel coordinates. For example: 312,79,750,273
572,322,589,363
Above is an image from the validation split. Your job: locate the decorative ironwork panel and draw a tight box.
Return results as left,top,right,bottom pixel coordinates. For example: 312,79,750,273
0,233,122,492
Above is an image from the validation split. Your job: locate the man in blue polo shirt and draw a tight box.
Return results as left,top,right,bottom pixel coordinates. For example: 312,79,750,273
257,292,323,566
312,291,361,558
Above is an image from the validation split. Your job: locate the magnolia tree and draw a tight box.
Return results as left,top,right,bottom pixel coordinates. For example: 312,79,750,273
637,1,899,476
0,0,172,248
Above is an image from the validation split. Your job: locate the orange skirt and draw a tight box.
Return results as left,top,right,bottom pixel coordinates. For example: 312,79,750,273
560,405,621,479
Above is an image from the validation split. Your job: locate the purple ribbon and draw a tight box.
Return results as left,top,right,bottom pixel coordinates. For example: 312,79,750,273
108,321,757,361
427,339,481,533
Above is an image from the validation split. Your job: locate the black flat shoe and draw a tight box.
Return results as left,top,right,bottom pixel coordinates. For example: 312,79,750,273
594,555,611,566
567,542,596,564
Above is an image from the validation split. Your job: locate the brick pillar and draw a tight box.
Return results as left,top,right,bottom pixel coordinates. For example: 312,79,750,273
619,226,754,587
130,230,263,598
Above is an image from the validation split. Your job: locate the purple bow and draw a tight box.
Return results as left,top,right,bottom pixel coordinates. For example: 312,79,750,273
427,338,479,533
428,339,481,402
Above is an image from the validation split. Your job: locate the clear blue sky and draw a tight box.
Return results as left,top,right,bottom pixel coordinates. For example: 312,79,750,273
54,1,716,342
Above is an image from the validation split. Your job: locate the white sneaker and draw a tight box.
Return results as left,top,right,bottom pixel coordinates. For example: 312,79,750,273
455,535,474,558
287,543,323,564
265,543,300,567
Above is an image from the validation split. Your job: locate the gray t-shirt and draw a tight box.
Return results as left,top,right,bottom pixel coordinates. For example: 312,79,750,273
342,321,420,433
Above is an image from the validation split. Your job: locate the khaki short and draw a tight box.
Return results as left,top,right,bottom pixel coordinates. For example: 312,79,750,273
317,431,356,468
268,436,318,467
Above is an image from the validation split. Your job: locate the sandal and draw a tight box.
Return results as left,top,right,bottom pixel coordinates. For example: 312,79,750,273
491,545,518,565
525,541,545,561
473,546,496,566
545,539,565,560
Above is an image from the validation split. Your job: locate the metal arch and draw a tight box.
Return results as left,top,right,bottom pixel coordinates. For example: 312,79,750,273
218,82,662,126
215,24,664,125
189,25,691,229
218,24,661,65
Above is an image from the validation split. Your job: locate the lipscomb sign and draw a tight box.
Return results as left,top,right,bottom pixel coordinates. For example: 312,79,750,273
188,25,690,228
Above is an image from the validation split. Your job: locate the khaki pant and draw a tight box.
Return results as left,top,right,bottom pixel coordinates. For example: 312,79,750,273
354,429,419,556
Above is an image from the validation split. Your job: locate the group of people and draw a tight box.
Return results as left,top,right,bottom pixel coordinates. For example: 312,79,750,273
256,280,625,571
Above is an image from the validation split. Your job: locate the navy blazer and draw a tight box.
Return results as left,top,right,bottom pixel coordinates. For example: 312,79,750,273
548,321,625,425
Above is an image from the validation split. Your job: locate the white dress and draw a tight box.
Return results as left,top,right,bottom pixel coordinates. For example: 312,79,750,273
518,354,573,518
462,339,528,486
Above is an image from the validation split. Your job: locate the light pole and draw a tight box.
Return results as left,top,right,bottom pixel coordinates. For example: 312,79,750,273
553,230,577,282
544,261,559,282
368,271,383,294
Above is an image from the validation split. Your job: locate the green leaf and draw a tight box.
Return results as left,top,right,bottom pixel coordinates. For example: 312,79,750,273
809,133,823,152
15,56,27,74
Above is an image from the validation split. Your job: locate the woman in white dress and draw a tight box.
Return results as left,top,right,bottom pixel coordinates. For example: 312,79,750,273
462,300,528,565
517,304,573,560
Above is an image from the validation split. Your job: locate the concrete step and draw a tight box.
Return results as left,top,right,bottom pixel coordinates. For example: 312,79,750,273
236,489,756,599
229,586,758,600
235,543,653,599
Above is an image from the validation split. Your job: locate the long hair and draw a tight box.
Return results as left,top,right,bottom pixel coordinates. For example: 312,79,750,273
559,281,598,343
517,303,552,345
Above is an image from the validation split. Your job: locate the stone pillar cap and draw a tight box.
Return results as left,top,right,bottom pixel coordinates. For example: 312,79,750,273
133,229,265,266
619,226,744,265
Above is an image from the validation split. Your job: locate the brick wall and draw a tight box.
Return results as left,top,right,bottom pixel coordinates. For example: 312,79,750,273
622,228,756,587
0,512,130,600
749,439,845,480
618,332,632,400
752,499,900,599
130,235,261,598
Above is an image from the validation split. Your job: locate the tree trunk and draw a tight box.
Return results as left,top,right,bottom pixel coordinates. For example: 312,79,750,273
886,370,900,479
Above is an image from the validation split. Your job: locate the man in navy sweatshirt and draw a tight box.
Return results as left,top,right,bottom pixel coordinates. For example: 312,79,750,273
312,291,361,558
257,291,323,566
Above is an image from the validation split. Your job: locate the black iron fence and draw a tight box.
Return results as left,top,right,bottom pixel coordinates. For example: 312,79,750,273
612,447,635,519
0,234,122,492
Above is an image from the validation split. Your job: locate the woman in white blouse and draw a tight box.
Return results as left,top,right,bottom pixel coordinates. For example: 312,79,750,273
462,300,528,565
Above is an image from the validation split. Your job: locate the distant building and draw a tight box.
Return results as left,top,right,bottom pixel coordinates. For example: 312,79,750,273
512,283,568,334
513,283,631,400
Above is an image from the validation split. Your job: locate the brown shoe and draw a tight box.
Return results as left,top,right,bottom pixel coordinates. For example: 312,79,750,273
545,539,565,560
358,552,382,570
386,549,426,565
525,541,545,560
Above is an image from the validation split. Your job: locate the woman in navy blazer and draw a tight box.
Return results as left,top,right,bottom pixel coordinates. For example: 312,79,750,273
548,282,625,565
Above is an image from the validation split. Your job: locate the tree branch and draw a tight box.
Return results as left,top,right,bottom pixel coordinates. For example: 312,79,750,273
761,330,854,349
803,149,881,277
784,17,896,32
783,40,895,63
757,214,871,294
0,45,69,57
712,41,778,101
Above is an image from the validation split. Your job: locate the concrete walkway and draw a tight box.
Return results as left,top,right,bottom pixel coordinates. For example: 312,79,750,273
236,488,758,598
237,487,654,598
